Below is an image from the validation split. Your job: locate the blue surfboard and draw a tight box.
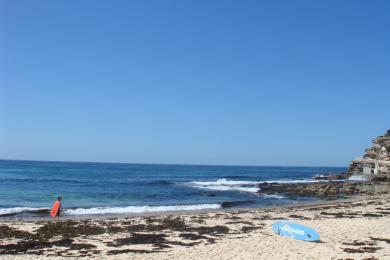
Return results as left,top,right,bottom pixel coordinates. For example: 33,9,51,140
272,220,320,242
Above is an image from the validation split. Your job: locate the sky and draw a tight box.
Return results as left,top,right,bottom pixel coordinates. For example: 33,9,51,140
0,0,389,167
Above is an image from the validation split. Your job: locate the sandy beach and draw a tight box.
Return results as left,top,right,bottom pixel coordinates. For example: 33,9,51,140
1,194,390,260
2,0,389,258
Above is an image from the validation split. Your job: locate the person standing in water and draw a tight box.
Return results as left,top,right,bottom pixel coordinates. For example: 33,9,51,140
50,196,62,220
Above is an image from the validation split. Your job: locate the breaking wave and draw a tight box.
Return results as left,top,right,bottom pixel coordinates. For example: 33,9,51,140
259,194,285,199
64,204,221,215
262,179,320,184
0,207,49,216
188,178,321,194
188,178,260,193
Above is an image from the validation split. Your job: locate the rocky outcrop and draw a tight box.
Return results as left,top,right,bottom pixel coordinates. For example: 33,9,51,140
348,129,390,176
258,182,366,199
313,172,351,181
363,131,390,160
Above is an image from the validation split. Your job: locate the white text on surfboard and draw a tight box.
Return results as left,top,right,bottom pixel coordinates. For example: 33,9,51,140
280,224,305,236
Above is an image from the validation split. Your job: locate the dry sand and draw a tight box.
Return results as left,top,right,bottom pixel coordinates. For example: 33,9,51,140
1,194,390,260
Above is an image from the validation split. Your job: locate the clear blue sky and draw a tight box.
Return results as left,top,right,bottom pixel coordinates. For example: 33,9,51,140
1,0,389,166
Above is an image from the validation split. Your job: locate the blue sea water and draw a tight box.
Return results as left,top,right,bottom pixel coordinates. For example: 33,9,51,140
0,160,346,218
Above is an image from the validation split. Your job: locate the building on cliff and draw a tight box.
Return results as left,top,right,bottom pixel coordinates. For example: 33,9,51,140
348,129,390,181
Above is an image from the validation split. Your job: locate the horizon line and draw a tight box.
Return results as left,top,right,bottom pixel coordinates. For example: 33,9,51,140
0,158,347,169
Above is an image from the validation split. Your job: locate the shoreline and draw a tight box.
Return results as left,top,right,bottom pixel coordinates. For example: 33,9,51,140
0,194,367,222
1,193,390,259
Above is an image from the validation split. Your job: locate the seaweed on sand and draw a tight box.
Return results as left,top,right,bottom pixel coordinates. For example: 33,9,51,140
0,238,74,255
0,225,35,239
35,220,105,239
370,237,390,244
107,233,167,247
179,233,209,240
107,249,157,255
343,246,382,253
179,233,215,243
288,214,312,220
342,240,376,246
240,225,264,233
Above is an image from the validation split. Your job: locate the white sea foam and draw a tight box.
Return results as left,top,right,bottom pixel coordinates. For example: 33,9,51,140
191,179,260,186
189,179,260,193
194,185,260,193
348,174,369,181
188,178,322,194
261,179,320,184
234,187,260,193
64,204,221,215
259,194,285,199
0,207,49,216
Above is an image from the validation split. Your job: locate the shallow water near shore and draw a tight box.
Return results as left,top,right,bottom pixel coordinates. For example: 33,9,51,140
356,183,390,193
0,160,346,219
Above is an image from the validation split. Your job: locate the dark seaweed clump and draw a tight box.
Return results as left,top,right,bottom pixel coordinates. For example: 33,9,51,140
35,221,105,239
341,238,387,254
0,221,104,256
0,238,97,255
343,247,382,253
107,233,167,247
0,226,36,239
240,225,264,233
107,249,156,255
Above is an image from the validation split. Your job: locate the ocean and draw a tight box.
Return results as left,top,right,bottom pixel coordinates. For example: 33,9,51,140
0,160,346,218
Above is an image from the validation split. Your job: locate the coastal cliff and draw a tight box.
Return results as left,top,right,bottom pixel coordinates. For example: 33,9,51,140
348,129,390,176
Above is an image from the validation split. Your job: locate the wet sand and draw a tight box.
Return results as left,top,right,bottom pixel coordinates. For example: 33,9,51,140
1,194,390,259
